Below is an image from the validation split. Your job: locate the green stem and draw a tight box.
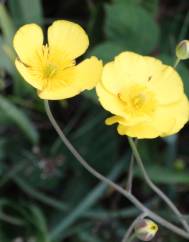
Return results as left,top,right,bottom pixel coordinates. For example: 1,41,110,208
127,140,137,192
128,137,189,233
127,234,136,242
44,100,189,239
174,58,180,68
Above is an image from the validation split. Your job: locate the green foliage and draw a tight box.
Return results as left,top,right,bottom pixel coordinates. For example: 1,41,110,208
8,0,43,26
0,95,39,144
90,0,160,61
105,1,159,53
0,0,189,242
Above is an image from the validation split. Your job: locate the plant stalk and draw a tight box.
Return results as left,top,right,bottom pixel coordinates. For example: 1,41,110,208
44,100,189,240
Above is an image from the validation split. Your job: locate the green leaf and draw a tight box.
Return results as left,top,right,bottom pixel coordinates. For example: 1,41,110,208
0,3,15,45
105,1,160,54
8,0,43,26
89,41,125,62
29,205,49,241
0,95,39,144
139,0,159,17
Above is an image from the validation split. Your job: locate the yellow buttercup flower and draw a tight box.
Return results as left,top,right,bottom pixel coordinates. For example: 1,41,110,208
13,20,102,99
96,52,189,139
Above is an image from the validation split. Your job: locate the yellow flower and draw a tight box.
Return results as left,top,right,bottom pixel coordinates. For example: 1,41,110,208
96,52,189,139
13,20,102,99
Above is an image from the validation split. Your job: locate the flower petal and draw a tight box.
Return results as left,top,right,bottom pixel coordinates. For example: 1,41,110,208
102,52,163,95
13,24,43,65
149,66,183,104
102,51,183,104
117,122,160,139
48,20,89,60
153,95,189,136
105,116,124,125
15,59,43,89
96,82,126,117
71,57,102,91
38,57,102,100
106,96,189,139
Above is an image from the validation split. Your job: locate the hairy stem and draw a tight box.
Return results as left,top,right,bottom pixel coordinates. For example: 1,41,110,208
44,100,189,239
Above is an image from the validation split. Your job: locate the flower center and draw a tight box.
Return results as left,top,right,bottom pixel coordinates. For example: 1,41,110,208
131,93,146,110
36,45,75,90
118,84,157,116
43,63,58,79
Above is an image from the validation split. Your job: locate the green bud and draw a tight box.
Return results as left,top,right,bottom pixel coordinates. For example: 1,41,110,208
134,219,158,241
176,40,189,60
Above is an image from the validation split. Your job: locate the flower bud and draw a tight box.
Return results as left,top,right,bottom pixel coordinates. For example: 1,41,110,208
176,40,189,60
134,219,158,241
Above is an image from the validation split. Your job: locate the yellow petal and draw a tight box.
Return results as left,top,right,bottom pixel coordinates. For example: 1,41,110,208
48,20,89,60
117,122,160,139
13,24,43,65
102,51,183,104
15,59,43,89
155,95,189,136
96,82,126,117
71,57,102,91
105,116,124,125
38,57,102,100
149,66,183,104
102,52,163,95
115,95,189,139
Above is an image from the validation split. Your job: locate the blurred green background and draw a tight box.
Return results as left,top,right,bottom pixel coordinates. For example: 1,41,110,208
0,0,189,241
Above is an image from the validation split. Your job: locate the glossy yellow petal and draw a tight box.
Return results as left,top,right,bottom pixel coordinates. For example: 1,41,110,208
15,59,43,89
115,96,189,138
102,52,183,104
102,52,163,95
13,24,43,65
48,20,89,60
96,82,126,117
117,122,160,139
156,95,189,136
149,66,183,104
105,116,124,125
71,57,102,91
38,57,102,100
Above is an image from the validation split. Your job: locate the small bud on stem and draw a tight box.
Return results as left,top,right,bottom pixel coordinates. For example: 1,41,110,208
176,40,189,60
134,219,158,241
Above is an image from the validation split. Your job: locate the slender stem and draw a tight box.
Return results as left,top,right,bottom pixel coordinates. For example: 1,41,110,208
127,234,136,242
174,58,180,68
128,137,189,233
126,154,134,192
44,100,189,239
127,140,138,192
122,213,147,242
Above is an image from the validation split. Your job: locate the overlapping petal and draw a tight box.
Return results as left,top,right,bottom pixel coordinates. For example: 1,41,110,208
13,20,101,100
15,59,43,89
102,52,183,104
96,82,126,117
96,51,189,138
38,57,102,100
